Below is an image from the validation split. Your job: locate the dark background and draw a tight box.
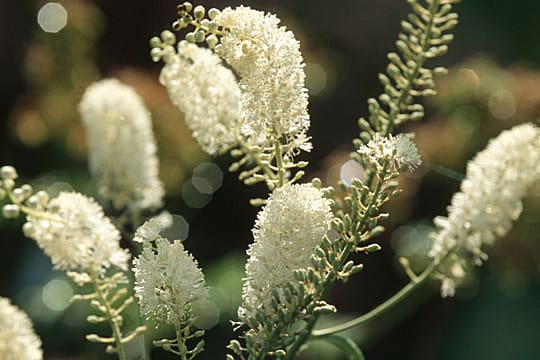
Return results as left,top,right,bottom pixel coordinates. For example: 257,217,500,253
1,1,540,359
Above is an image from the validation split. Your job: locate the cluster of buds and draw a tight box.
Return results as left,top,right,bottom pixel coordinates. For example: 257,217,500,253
0,165,49,220
150,2,224,63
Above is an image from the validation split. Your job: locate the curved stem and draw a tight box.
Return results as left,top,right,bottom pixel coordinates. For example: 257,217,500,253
312,250,451,337
89,267,127,360
285,163,390,359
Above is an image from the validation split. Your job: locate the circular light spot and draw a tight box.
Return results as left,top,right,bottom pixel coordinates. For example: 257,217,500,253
37,3,68,33
42,279,73,312
305,62,328,96
339,160,365,186
160,214,189,242
192,162,223,194
192,299,220,329
47,182,74,197
488,90,516,120
182,179,212,208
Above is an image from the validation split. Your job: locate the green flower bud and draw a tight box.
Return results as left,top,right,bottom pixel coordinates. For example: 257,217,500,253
208,8,220,20
149,36,161,48
160,30,176,45
193,5,205,20
185,32,196,43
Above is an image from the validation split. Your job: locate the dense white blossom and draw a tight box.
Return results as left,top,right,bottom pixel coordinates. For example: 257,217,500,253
0,297,42,360
239,184,333,319
23,192,129,271
357,133,421,171
214,6,312,153
160,41,242,155
429,123,540,296
132,220,208,324
79,78,164,210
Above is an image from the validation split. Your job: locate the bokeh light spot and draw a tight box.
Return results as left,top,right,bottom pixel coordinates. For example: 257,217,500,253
160,214,189,241
340,160,365,186
305,62,328,96
192,299,220,330
182,179,212,208
192,162,223,194
488,90,516,120
42,278,73,312
37,3,68,33
47,182,74,197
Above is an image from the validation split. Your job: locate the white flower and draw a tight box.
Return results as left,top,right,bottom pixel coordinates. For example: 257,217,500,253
430,123,540,296
79,78,164,210
132,211,173,243
132,223,208,324
214,6,312,153
239,184,333,319
160,41,242,155
0,297,42,360
357,133,421,171
23,192,129,272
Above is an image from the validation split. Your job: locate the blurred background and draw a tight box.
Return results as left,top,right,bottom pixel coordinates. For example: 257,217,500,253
1,0,540,359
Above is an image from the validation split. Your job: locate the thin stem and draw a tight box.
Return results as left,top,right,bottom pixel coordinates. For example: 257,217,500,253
89,267,127,360
285,163,390,359
6,190,64,223
312,250,452,337
274,137,285,187
175,323,189,360
237,139,277,184
384,0,440,136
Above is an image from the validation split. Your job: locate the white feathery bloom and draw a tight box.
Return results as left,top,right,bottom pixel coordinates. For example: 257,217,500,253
357,133,421,171
429,123,540,296
239,184,333,319
160,41,242,155
0,297,42,360
23,192,129,272
79,78,164,210
132,220,208,324
214,6,312,153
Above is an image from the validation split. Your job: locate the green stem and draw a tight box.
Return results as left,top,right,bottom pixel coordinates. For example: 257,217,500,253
89,267,127,360
312,250,451,337
285,163,390,359
384,0,440,136
274,138,285,187
175,323,188,360
6,190,63,223
237,140,277,186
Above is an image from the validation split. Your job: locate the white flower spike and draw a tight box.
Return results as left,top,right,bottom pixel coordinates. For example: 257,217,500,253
23,191,129,272
79,78,164,210
239,184,333,319
133,219,208,324
0,297,43,360
430,123,540,296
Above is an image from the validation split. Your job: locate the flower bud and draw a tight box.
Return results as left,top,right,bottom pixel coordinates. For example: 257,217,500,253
2,204,20,219
0,166,17,180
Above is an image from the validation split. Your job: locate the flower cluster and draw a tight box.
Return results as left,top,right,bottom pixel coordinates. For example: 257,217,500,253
357,133,421,172
0,297,43,360
239,184,333,319
213,6,311,153
78,78,164,210
429,123,540,296
159,39,242,154
23,191,129,272
132,218,208,324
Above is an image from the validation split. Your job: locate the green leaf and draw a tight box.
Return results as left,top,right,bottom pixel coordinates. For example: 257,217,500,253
323,334,366,360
